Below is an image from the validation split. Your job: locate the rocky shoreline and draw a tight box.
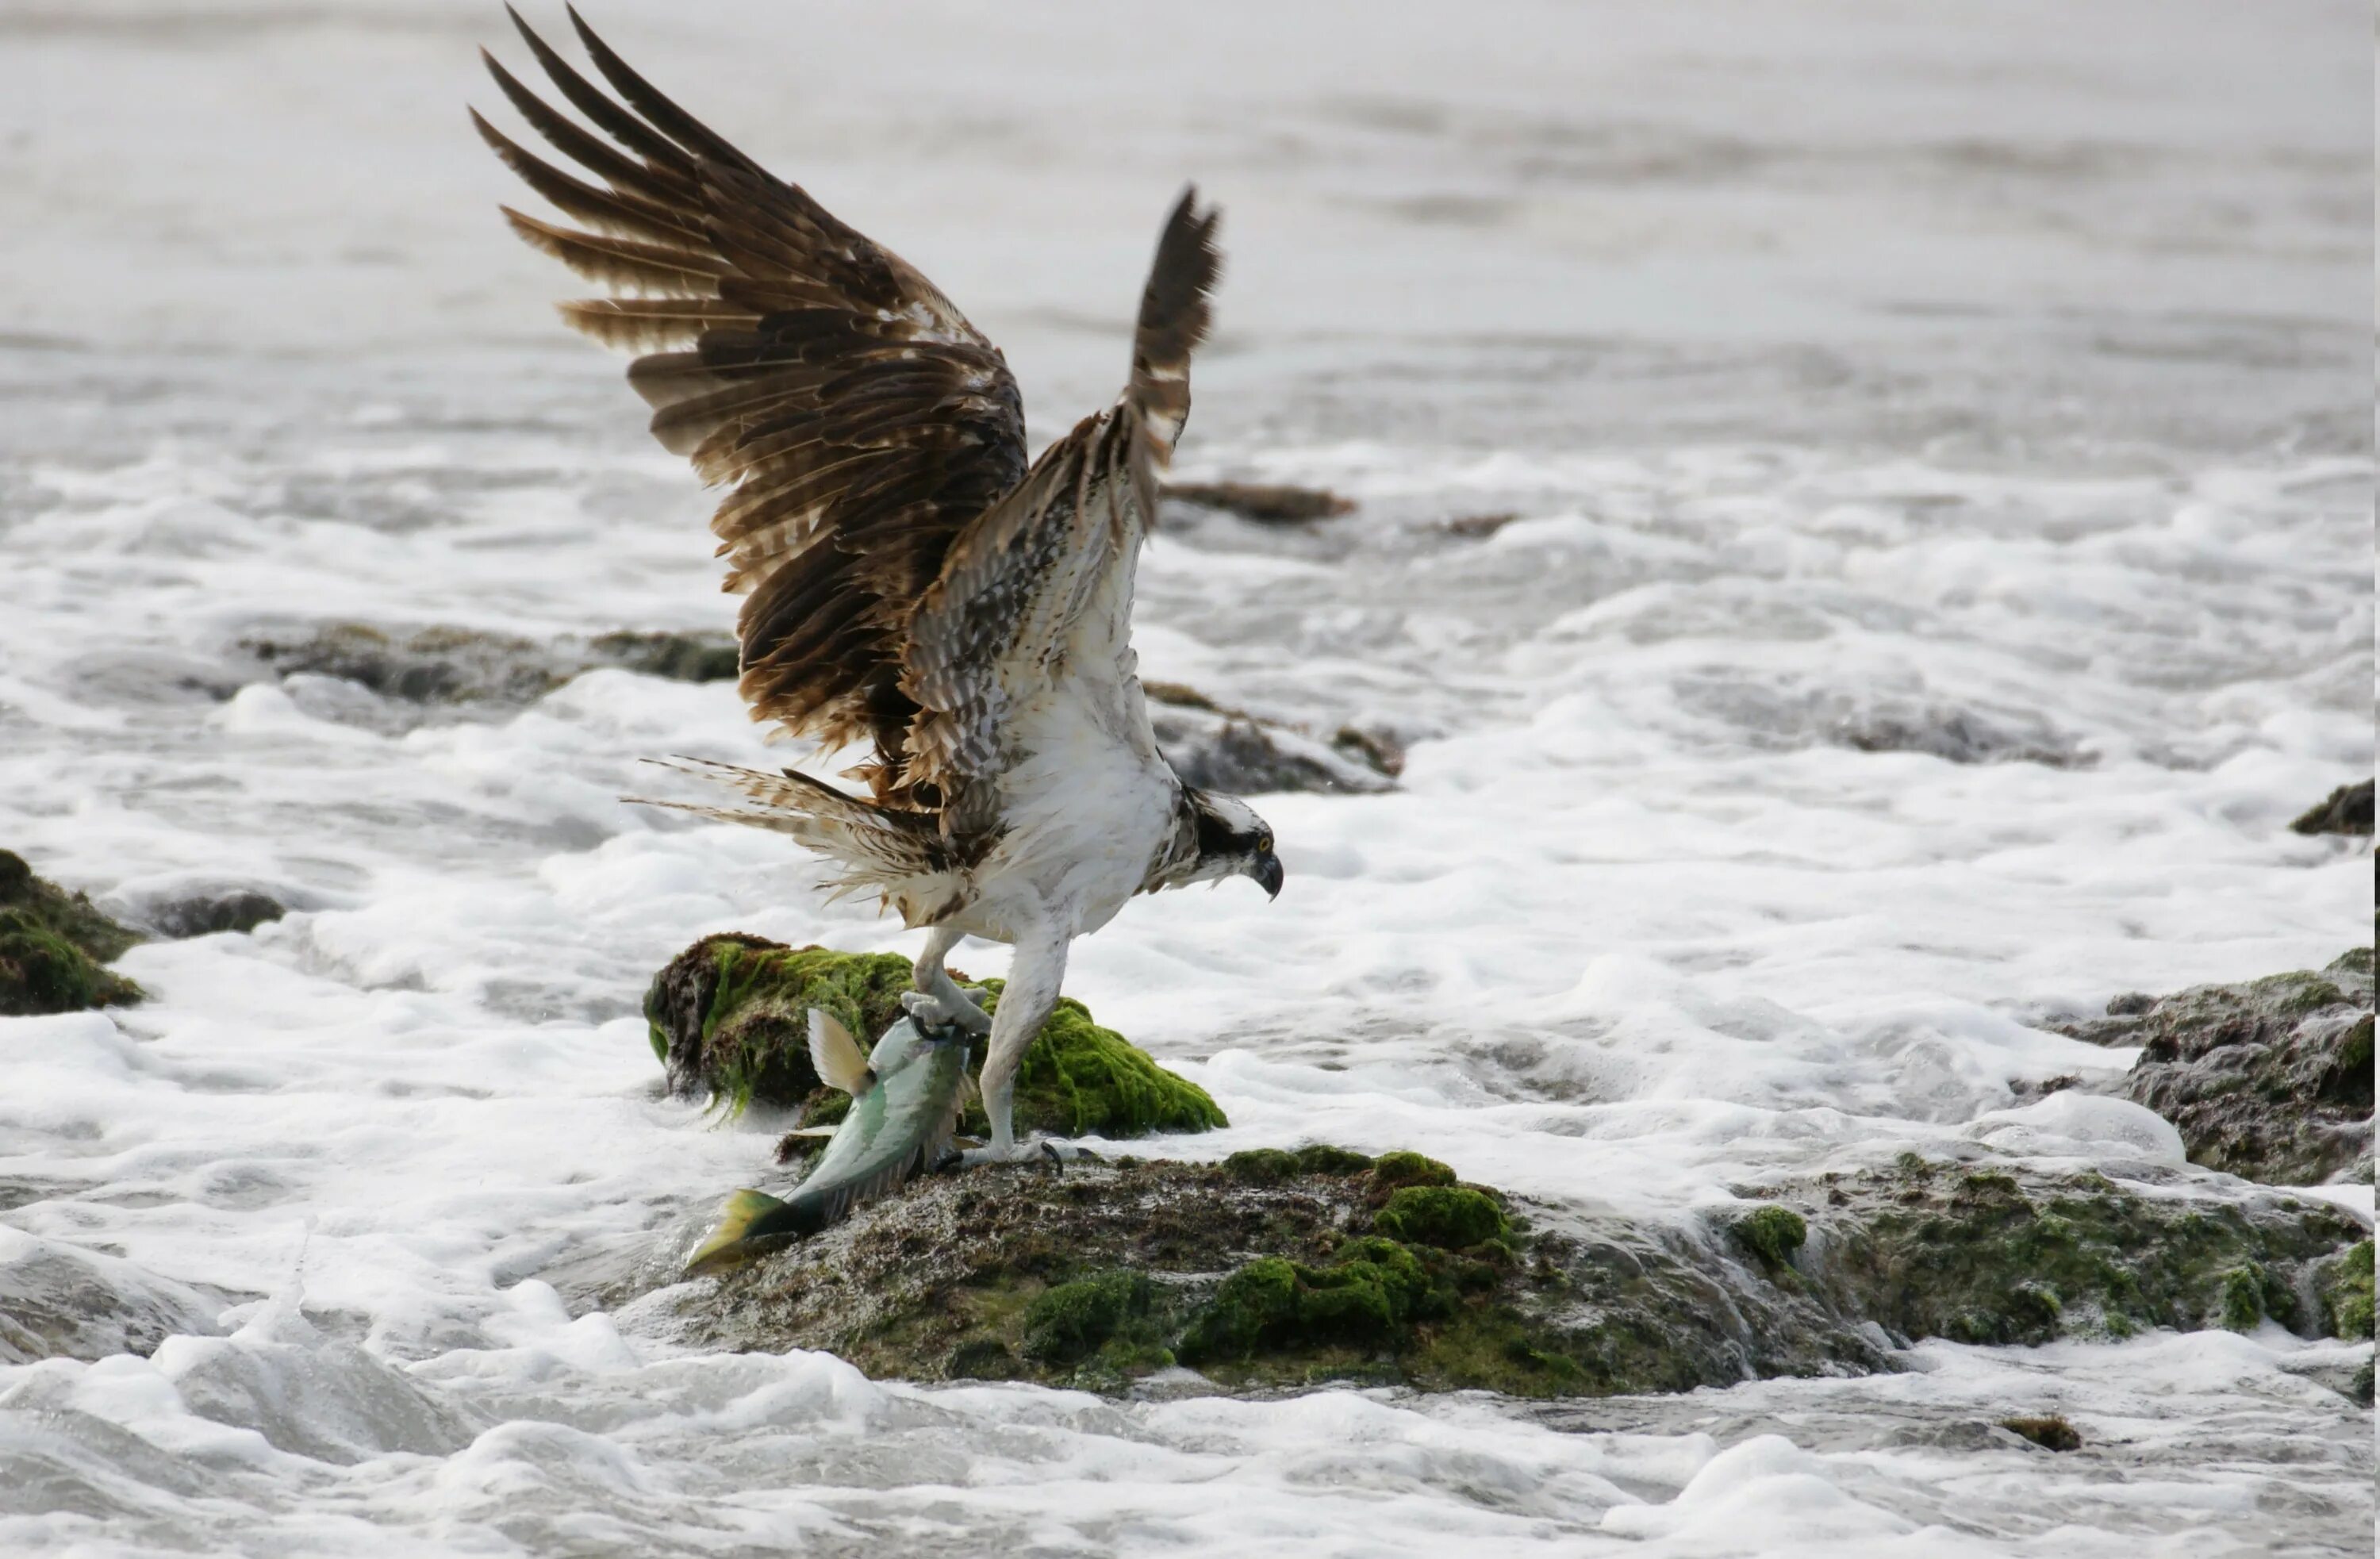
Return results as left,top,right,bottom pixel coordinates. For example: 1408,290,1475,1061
608,921,2377,1403
610,1140,2368,1401
5,797,2372,1402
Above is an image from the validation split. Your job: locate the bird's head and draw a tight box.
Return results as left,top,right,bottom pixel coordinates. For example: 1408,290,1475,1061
1180,789,1284,899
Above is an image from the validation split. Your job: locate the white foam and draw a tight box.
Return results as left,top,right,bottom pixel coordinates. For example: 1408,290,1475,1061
0,0,2369,1552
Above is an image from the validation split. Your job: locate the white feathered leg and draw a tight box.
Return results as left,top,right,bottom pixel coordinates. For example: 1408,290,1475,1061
956,921,1069,1166
904,923,992,1037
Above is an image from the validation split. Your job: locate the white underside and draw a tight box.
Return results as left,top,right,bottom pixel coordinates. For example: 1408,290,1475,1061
916,521,1173,949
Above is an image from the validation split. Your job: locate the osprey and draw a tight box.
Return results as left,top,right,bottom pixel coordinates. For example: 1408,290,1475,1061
475,8,1283,1162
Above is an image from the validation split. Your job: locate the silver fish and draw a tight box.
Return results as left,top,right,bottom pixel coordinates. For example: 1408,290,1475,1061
684,1005,973,1277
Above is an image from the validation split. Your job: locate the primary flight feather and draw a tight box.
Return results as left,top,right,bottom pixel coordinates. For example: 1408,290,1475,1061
476,6,1283,1163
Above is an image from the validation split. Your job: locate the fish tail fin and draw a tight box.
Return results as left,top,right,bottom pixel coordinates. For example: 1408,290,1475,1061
684,1188,789,1277
807,1008,876,1095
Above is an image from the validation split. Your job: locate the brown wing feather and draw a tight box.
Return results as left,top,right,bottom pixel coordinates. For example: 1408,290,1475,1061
1130,188,1223,460
478,9,1027,801
900,192,1223,831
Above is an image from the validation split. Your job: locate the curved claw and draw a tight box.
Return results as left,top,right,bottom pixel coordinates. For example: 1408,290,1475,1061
903,985,992,1039
900,989,988,1039
947,1136,1076,1170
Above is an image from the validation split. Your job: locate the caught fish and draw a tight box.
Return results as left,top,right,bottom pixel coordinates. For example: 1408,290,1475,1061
683,1005,973,1277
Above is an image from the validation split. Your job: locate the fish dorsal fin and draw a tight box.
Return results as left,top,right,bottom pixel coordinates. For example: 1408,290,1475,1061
807,1008,876,1096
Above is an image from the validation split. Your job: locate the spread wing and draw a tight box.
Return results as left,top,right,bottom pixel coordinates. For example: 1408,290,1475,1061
474,6,1027,793
903,193,1223,836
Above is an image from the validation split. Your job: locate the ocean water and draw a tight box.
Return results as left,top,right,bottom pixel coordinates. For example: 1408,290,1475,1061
1,2,2370,1553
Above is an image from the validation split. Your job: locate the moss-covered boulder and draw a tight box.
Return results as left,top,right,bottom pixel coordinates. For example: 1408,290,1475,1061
642,935,1224,1140
2289,779,2374,835
0,851,143,1017
1372,1185,1508,1250
1778,1155,2370,1344
651,1148,1868,1398
2056,950,2374,1185
1731,1205,1809,1269
620,1142,2371,1401
2313,1239,2374,1340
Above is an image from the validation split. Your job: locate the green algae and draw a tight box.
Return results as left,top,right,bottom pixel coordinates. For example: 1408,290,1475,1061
2059,951,2375,1185
1177,1237,1442,1365
654,939,915,1114
1022,1270,1156,1364
1807,1163,2357,1345
0,851,143,1018
673,1145,2369,1404
1223,1144,1376,1185
1366,1151,1457,1196
1293,1144,1377,1176
972,979,1227,1139
642,935,1224,1139
1372,1185,1508,1250
2316,1238,2374,1339
1732,1205,1808,1269
2000,1415,2082,1452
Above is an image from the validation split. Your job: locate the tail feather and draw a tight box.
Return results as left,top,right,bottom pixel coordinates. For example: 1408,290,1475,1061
1129,187,1223,463
627,757,947,904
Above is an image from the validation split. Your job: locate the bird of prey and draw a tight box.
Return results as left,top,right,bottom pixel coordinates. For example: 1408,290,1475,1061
474,9,1284,1162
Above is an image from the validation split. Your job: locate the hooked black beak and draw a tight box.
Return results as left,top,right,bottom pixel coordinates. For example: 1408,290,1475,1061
1254,851,1284,900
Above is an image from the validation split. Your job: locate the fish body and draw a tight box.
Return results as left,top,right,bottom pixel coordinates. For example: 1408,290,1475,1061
684,1006,973,1276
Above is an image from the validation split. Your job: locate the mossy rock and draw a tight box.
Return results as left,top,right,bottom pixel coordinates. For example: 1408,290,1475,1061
2052,950,2374,1186
0,851,143,1017
657,1151,1885,1400
1365,1151,1457,1197
1372,1185,1507,1250
642,935,1224,1139
1999,1415,2082,1452
2288,779,2374,836
1223,1144,1376,1185
1177,1237,1441,1364
2314,1238,2374,1340
1732,1205,1809,1269
637,1145,2369,1403
1795,1160,2368,1346
1021,1269,1157,1365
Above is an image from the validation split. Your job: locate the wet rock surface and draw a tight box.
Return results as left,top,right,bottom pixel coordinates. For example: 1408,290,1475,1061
625,1143,2367,1400
1143,682,1401,795
1671,674,2090,768
0,851,143,1017
1162,480,1354,524
2056,949,2374,1186
1765,1152,2368,1343
0,1230,223,1365
643,936,1226,1141
108,885,291,940
230,620,739,712
2289,779,2374,836
225,621,1407,801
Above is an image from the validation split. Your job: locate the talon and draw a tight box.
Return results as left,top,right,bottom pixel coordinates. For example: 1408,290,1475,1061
900,990,972,1037
907,987,992,1038
947,1135,1074,1169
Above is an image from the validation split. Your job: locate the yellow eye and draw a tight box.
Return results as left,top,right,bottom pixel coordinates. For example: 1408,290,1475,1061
1257,833,1273,854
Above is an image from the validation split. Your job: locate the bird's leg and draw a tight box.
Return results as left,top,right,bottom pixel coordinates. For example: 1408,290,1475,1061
902,924,992,1037
954,923,1069,1167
